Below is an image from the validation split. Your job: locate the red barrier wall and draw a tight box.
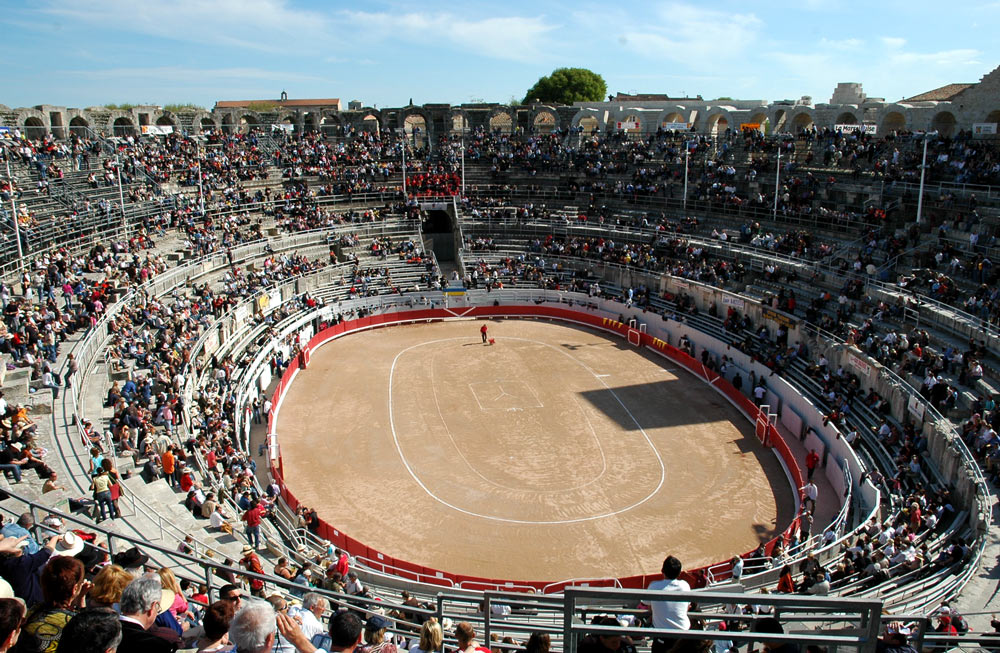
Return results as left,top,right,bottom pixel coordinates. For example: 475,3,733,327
267,306,804,592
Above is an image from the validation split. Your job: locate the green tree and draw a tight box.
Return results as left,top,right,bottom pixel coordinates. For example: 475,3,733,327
522,68,607,105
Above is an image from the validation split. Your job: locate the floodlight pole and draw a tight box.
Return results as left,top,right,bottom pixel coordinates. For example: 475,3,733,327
115,154,127,242
197,154,205,214
4,152,25,277
773,148,781,222
915,133,933,225
400,130,407,197
683,146,689,212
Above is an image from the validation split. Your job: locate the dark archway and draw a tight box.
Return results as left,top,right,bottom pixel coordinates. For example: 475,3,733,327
69,116,89,138
931,111,956,137
112,117,136,137
881,111,906,133
23,117,46,140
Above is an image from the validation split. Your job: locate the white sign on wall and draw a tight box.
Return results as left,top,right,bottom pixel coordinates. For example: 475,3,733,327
972,123,997,136
722,295,745,310
849,355,870,376
835,124,877,135
661,122,689,131
141,125,174,135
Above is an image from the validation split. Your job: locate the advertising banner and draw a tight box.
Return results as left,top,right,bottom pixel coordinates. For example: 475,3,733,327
140,125,174,135
834,124,877,135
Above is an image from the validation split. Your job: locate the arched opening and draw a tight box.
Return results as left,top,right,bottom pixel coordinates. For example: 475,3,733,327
745,112,769,135
69,116,89,138
155,115,175,127
321,116,341,137
489,112,513,134
533,112,556,134
931,111,956,137
986,110,1000,125
221,114,235,135
881,111,906,133
792,112,814,134
451,113,469,134
706,114,729,136
618,113,641,134
112,117,135,137
577,116,600,134
835,112,858,125
772,109,788,133
281,116,297,135
200,117,217,132
660,112,686,131
23,117,46,140
239,114,259,134
404,114,427,146
359,114,380,134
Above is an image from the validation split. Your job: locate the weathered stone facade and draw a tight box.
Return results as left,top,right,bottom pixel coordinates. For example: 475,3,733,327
3,65,999,140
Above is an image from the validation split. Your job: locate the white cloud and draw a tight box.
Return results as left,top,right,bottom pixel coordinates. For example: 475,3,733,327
881,37,907,49
818,37,863,51
887,48,981,67
43,0,330,53
342,11,556,63
617,3,763,65
69,66,323,84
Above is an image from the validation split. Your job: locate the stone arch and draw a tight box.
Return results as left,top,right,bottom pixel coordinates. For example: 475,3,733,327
488,110,514,134
112,116,136,137
18,109,48,140
835,111,859,125
791,110,815,133
320,113,342,137
985,110,1000,125
879,109,907,134
532,109,558,134
155,112,177,127
745,112,769,134
931,110,957,137
657,109,688,130
403,110,429,145
301,112,319,133
570,110,603,133
356,111,381,134
23,116,46,140
68,115,90,138
238,111,261,134
578,115,600,134
221,113,236,135
704,110,735,136
450,110,470,134
192,111,216,133
771,108,789,133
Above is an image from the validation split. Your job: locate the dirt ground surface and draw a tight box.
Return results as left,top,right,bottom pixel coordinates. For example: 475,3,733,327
275,319,798,583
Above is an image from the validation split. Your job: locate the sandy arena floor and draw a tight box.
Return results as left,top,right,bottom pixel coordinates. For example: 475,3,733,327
275,319,796,582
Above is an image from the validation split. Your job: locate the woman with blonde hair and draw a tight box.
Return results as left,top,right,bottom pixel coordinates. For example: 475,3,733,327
87,565,132,608
409,618,442,653
158,567,196,626
362,615,398,653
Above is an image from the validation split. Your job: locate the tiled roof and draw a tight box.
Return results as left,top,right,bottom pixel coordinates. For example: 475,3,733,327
903,84,973,102
215,99,340,109
613,93,703,102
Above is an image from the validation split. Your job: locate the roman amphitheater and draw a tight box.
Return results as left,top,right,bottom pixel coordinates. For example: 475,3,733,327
0,68,999,651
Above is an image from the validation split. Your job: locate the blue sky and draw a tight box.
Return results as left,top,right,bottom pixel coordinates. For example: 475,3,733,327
1,0,998,110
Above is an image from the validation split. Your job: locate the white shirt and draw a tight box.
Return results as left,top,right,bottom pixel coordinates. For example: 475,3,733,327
647,577,691,630
290,606,325,642
210,510,227,529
